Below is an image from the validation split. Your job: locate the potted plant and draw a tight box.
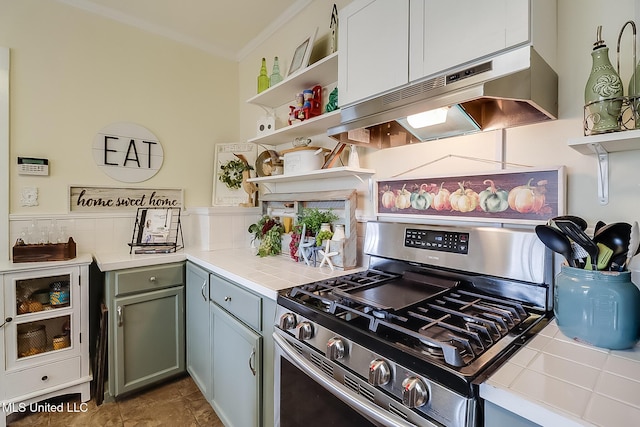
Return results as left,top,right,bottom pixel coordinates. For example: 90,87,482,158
297,208,339,235
289,208,339,261
248,215,283,257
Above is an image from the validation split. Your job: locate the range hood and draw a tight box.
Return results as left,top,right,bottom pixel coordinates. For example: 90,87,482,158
328,46,558,148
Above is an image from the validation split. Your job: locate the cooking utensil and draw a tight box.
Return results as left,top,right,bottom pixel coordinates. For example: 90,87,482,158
593,222,631,262
609,253,627,271
535,224,576,267
593,243,613,270
594,220,607,236
552,215,588,231
555,219,599,270
571,241,588,268
624,221,639,269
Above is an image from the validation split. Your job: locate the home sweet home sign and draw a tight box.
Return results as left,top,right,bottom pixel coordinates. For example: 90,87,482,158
69,186,183,213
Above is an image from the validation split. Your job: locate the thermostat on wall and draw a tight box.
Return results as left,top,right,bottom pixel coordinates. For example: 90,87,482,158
18,157,49,176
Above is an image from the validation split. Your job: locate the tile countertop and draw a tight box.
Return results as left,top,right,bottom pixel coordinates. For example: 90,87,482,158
185,248,364,300
480,320,640,427
93,248,363,300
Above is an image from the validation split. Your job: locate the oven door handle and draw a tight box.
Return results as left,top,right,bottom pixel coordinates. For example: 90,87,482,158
273,332,425,427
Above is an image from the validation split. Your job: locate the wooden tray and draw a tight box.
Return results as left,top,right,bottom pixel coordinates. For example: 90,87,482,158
12,237,77,263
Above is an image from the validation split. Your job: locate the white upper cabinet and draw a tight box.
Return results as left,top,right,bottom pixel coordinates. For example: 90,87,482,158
410,0,529,81
338,0,410,107
339,0,555,107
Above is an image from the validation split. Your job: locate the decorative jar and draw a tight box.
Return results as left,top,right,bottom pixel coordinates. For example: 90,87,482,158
554,266,640,349
584,26,624,134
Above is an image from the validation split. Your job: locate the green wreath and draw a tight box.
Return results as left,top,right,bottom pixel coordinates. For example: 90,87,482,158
219,159,252,190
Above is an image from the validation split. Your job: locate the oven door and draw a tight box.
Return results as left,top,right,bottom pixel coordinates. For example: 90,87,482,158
273,330,438,427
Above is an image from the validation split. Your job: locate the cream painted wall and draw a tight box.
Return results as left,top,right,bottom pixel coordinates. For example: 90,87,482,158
1,47,9,261
0,0,239,214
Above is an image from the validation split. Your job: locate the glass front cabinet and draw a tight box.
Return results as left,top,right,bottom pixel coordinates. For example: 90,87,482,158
0,257,91,423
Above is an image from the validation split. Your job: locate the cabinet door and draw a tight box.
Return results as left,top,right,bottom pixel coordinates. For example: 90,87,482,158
4,267,81,370
210,302,262,427
186,263,211,399
338,0,409,107
411,0,529,80
113,286,185,396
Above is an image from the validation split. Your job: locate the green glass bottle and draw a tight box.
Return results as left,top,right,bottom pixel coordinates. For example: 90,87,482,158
584,26,623,134
257,58,269,94
270,56,283,87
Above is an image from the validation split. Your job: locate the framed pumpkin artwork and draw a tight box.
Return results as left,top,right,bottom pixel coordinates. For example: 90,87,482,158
376,167,566,225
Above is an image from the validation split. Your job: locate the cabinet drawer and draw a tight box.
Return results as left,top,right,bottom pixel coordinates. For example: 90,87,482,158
211,277,261,331
114,263,184,296
5,356,81,399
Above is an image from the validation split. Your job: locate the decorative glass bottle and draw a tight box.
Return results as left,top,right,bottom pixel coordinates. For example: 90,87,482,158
270,56,283,87
584,26,623,134
257,58,269,94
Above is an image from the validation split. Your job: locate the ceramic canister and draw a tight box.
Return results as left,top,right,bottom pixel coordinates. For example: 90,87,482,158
554,265,640,349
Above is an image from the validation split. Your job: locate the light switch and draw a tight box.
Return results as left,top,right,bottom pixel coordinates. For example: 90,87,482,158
20,187,38,207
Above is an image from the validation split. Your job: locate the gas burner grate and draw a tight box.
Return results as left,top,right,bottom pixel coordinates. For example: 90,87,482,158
362,287,533,367
280,267,538,370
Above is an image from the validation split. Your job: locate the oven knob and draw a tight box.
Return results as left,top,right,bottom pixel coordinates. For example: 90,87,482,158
401,377,429,408
326,337,347,360
296,322,314,340
368,359,391,386
279,313,297,330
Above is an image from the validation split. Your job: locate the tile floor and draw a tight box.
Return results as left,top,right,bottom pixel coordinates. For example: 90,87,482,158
6,375,222,426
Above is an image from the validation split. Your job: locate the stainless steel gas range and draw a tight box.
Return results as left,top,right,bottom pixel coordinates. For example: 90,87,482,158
273,221,554,427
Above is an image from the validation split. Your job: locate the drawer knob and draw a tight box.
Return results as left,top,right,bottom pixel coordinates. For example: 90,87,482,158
224,296,232,302
41,375,48,381
149,276,157,282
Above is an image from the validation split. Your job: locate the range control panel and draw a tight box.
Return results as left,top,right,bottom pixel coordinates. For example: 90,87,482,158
404,228,469,254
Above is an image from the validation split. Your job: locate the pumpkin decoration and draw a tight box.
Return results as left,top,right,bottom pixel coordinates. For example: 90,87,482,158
449,182,479,213
479,179,509,213
410,184,432,210
381,185,396,209
508,178,547,213
431,182,452,211
395,185,412,210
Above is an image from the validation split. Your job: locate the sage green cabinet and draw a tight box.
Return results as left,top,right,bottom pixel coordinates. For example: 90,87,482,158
210,302,262,427
105,262,185,398
186,263,211,398
185,261,275,427
485,401,541,427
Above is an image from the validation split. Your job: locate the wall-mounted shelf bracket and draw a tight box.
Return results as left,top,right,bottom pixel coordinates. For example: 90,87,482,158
590,143,609,205
567,129,640,205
